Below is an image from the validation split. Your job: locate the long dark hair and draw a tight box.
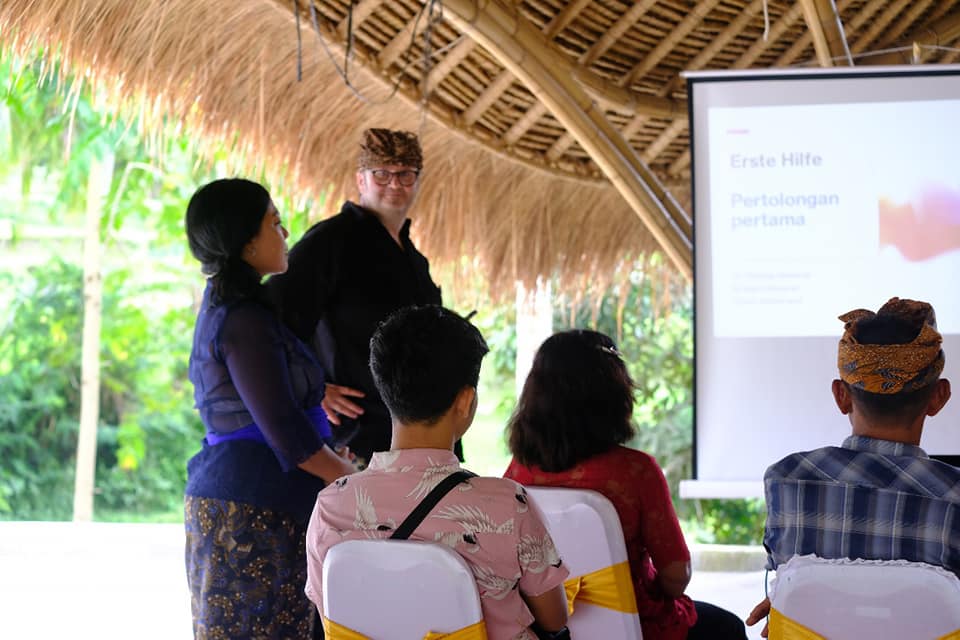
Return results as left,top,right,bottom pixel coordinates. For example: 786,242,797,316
185,178,270,303
507,329,636,472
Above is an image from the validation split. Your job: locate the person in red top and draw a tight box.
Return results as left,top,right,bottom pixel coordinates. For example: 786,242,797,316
504,330,747,640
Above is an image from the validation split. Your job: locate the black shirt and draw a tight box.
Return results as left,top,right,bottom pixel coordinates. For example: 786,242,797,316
268,201,442,462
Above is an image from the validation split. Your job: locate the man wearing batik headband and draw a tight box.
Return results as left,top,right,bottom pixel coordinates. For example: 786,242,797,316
269,128,446,468
747,297,960,634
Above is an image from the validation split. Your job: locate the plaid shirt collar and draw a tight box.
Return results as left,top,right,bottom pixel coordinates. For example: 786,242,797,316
841,434,929,460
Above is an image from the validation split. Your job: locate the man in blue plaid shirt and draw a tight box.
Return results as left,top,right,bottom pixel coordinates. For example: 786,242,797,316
747,297,958,633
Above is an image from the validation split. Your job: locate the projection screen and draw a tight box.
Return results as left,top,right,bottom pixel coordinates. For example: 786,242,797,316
683,65,960,498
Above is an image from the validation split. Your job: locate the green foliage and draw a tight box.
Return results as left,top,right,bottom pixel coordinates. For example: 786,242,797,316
554,263,764,545
0,49,764,542
0,260,83,517
0,259,201,520
682,499,766,546
554,263,694,495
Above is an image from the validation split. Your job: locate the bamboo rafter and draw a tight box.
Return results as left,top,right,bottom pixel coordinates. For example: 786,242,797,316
579,0,657,67
668,150,690,177
543,0,592,38
863,8,960,64
619,0,771,176
5,0,960,302
642,119,686,164
734,3,806,68
619,0,723,88
780,0,857,66
872,0,935,51
505,103,548,146
835,0,887,53
799,0,852,66
850,0,912,55
442,0,693,278
378,5,432,69
336,0,383,39
424,36,475,94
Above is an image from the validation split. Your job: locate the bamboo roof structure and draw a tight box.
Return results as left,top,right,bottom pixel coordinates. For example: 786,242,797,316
3,0,960,297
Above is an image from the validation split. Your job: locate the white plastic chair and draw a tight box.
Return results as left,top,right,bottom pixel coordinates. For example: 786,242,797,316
322,539,485,639
526,487,643,639
769,554,960,639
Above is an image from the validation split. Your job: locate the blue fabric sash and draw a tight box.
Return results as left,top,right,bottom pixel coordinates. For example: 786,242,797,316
205,405,331,446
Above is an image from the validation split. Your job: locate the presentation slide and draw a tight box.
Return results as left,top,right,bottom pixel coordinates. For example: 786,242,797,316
710,100,960,338
688,67,960,491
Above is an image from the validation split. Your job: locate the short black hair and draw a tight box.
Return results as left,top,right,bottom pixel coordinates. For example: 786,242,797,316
847,314,938,423
369,305,489,424
507,330,636,472
185,178,270,302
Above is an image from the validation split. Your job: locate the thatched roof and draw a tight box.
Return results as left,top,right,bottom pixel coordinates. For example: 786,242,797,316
3,0,960,297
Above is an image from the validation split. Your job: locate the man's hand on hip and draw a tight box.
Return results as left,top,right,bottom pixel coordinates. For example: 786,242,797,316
322,383,366,425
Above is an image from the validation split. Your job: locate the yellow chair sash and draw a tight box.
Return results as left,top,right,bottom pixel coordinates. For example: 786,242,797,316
563,561,638,615
323,616,487,640
769,607,960,640
768,608,825,640
423,621,487,640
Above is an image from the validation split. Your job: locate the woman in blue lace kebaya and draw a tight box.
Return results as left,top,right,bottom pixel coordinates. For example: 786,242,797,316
183,179,355,639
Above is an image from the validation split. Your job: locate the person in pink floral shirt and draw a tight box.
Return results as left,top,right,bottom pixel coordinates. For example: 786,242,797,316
306,306,569,640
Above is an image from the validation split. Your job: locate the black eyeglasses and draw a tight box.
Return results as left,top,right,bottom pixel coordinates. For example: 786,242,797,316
368,169,419,187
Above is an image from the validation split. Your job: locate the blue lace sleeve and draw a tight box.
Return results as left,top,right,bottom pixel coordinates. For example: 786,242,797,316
218,302,325,470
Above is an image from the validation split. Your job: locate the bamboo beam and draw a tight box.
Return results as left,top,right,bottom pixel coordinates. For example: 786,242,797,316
620,0,722,88
286,0,601,183
379,7,432,69
778,0,854,66
546,131,575,161
621,116,648,141
462,68,514,125
543,0,592,39
631,0,767,175
485,2,598,150
660,1,810,178
850,0,910,55
662,0,765,95
668,150,690,177
443,0,692,279
559,0,761,171
834,0,881,46
580,0,657,66
872,0,934,51
734,3,805,69
574,70,686,117
424,36,476,94
798,0,849,66
777,32,814,66
861,9,960,65
642,119,686,164
505,103,548,146
336,0,383,39
474,0,683,148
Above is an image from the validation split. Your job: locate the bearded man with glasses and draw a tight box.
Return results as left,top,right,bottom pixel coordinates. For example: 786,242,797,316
269,128,450,469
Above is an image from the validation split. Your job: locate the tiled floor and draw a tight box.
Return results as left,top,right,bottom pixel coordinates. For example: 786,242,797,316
0,521,767,639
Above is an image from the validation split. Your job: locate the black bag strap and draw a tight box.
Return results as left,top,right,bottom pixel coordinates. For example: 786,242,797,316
390,470,477,540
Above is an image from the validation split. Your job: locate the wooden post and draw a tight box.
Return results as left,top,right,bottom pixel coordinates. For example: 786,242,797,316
72,151,114,523
515,279,552,397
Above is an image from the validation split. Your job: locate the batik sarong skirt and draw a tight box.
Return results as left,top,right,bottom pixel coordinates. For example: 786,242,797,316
184,495,320,640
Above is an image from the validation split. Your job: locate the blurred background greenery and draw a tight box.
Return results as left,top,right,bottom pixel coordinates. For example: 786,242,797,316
0,53,763,543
